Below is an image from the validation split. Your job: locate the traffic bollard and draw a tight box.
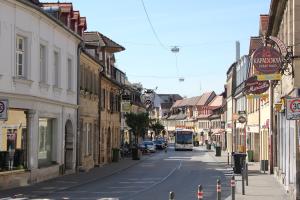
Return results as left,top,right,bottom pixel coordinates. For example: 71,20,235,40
246,163,249,186
227,152,230,165
198,185,204,200
231,175,235,200
169,191,175,200
242,167,245,195
217,178,221,200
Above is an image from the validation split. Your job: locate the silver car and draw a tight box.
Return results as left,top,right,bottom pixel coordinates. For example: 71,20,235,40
143,141,156,152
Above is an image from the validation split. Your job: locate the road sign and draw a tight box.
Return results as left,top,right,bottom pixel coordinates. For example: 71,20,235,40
286,97,300,120
0,99,8,121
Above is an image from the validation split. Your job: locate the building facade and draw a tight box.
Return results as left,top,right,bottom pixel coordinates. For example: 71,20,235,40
78,51,102,171
0,0,82,189
267,0,300,198
83,31,125,165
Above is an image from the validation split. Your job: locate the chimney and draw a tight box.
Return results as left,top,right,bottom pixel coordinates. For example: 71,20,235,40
236,41,240,61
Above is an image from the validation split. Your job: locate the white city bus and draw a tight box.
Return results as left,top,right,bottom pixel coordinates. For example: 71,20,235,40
174,129,194,151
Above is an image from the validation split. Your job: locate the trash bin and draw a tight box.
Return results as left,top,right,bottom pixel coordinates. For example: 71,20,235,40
215,146,221,156
206,143,211,150
132,148,140,160
112,148,120,162
260,160,268,172
233,153,247,174
247,150,254,162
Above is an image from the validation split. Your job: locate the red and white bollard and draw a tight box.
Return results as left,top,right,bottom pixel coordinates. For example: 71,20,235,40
231,176,235,200
217,179,221,200
197,184,203,200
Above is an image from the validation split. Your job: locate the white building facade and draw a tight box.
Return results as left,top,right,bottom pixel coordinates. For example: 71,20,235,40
0,0,81,189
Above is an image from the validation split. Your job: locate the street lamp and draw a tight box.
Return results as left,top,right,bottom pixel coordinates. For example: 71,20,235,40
171,46,184,82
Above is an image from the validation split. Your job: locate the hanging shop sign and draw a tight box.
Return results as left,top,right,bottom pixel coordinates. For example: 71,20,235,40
246,94,268,99
0,99,8,121
286,97,300,120
257,73,281,81
141,89,155,110
121,101,131,113
244,76,270,95
238,116,247,123
252,46,283,74
269,36,288,57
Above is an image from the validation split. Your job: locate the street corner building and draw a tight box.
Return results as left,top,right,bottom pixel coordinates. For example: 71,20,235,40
0,0,84,189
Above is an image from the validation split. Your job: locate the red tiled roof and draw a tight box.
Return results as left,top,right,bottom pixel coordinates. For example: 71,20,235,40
42,2,73,13
196,91,215,106
208,95,224,107
84,32,125,52
171,99,183,108
259,15,269,36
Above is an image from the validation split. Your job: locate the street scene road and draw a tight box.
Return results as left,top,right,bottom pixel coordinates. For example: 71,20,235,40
1,146,233,200
0,0,298,199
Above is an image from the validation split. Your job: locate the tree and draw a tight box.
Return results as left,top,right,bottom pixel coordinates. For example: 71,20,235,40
125,112,150,145
149,120,165,140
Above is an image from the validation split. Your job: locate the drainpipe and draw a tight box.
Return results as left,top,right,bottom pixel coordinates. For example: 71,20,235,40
76,42,84,171
98,68,102,165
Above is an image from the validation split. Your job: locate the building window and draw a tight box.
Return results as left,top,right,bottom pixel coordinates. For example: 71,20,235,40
85,123,89,155
40,44,47,83
67,58,72,90
38,118,53,167
54,51,60,87
16,36,25,77
85,123,92,156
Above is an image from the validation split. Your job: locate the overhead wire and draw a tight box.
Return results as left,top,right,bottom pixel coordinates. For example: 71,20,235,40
140,0,169,51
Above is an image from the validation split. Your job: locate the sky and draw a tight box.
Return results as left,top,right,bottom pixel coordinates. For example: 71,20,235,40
42,0,271,98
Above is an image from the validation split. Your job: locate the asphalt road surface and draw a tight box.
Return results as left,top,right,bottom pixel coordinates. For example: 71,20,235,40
41,146,232,200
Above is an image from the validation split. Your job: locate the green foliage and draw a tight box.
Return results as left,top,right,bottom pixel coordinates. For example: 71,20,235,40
124,112,150,144
149,119,165,137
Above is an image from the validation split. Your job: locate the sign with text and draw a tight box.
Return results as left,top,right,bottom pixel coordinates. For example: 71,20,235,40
286,97,300,120
252,46,282,74
257,73,281,81
244,76,270,95
0,99,8,121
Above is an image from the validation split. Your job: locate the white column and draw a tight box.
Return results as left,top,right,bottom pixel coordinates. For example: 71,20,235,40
25,110,38,170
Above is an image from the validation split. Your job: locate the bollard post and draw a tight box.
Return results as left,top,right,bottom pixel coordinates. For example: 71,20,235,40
242,167,245,195
231,175,235,200
169,191,175,200
227,152,230,166
217,178,221,200
246,163,248,186
198,185,204,200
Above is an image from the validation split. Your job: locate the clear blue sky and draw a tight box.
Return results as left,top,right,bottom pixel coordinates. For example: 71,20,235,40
43,0,271,97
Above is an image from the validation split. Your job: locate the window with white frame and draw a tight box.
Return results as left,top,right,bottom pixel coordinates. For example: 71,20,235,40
54,51,60,87
16,36,25,77
40,44,47,83
67,58,72,90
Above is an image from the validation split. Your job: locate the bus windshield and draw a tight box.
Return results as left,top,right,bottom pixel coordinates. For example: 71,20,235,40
176,131,193,144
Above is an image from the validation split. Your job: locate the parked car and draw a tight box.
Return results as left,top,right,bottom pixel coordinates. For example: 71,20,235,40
143,141,156,152
153,140,165,149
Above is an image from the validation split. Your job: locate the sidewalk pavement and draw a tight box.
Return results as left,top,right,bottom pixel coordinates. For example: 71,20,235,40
203,146,288,200
0,155,151,199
